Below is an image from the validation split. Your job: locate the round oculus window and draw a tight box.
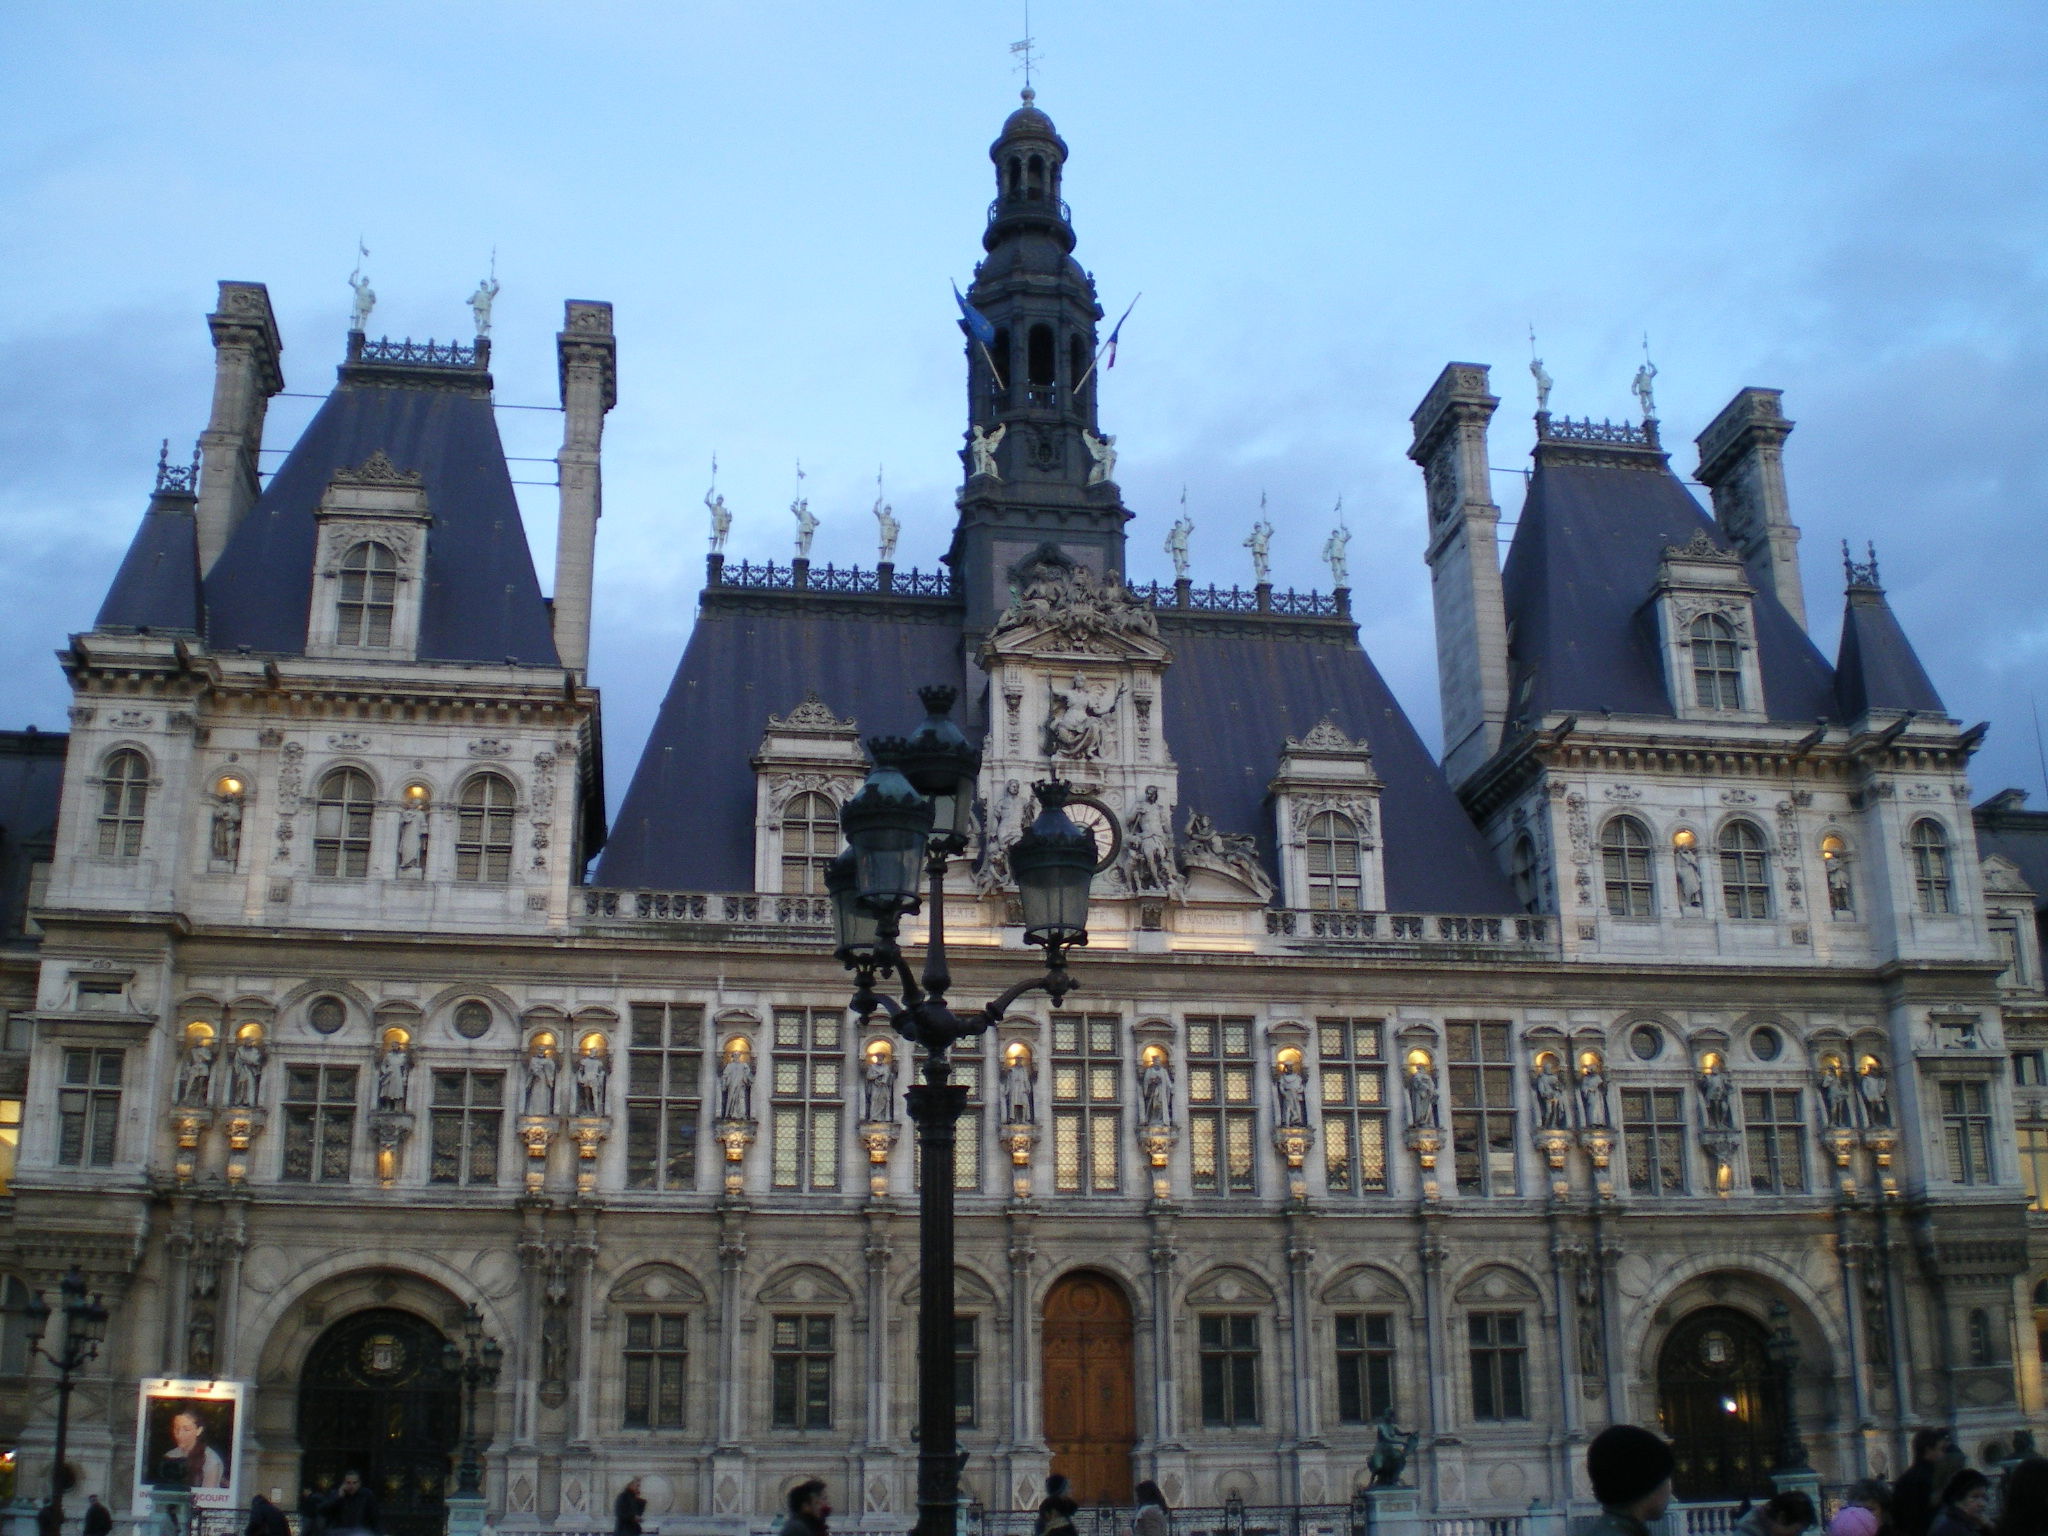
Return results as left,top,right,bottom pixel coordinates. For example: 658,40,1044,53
453,1000,492,1038
308,996,346,1035
1629,1024,1664,1061
1751,1026,1783,1062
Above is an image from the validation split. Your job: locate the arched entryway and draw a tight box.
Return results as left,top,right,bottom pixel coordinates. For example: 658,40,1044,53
1656,1306,1785,1500
297,1308,461,1536
1042,1271,1136,1505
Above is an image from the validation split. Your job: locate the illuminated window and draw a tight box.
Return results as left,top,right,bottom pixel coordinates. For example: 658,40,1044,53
0,1098,20,1192
96,749,149,858
1600,817,1655,917
456,774,516,883
2018,1128,2048,1211
313,768,375,878
1051,1012,1122,1195
1320,1018,1388,1196
1187,1017,1256,1196
1690,612,1743,710
770,1009,842,1192
779,792,838,895
336,541,398,647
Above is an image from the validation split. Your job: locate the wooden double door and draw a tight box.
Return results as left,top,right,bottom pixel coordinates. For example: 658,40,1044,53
1042,1271,1136,1505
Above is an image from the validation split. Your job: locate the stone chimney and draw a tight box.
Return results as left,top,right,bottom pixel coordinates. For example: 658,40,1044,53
1695,387,1804,630
195,281,284,575
1410,363,1510,786
553,300,617,679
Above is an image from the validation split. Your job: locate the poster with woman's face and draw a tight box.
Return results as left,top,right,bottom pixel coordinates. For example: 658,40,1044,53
132,1380,243,1511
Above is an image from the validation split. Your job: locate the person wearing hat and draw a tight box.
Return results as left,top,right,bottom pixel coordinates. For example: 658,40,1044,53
1585,1424,1677,1536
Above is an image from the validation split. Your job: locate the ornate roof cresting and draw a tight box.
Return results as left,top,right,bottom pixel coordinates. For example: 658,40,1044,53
154,439,200,496
767,691,857,734
1661,527,1741,564
1842,539,1882,588
334,449,424,487
1285,717,1368,756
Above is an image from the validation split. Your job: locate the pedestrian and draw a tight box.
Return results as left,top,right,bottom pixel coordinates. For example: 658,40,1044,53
1737,1491,1818,1536
1134,1480,1170,1536
1036,1475,1079,1536
1994,1457,2048,1536
1898,1429,1958,1536
614,1477,647,1536
83,1496,113,1536
35,1502,60,1536
318,1471,384,1536
777,1479,829,1536
1929,1471,1992,1536
1830,1479,1893,1536
1584,1423,1677,1536
247,1495,291,1536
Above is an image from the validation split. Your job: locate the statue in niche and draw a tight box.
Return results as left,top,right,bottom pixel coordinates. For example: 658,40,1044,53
969,423,1006,480
1817,1059,1854,1129
468,276,500,338
717,1046,754,1121
575,1047,609,1115
229,1036,266,1107
1533,1056,1570,1130
705,486,732,554
1122,786,1178,895
1046,674,1122,761
377,1041,411,1111
1697,1063,1736,1130
176,1036,216,1107
979,777,1027,891
1082,429,1117,485
1138,1056,1174,1128
524,1043,559,1115
1576,1060,1609,1128
861,1051,895,1123
1404,1061,1439,1128
1274,1058,1308,1127
396,804,426,874
540,1308,569,1384
1675,843,1704,911
1859,1059,1892,1127
1826,854,1854,915
210,796,243,865
187,1310,217,1379
1000,1056,1035,1124
1166,506,1193,581
791,497,818,560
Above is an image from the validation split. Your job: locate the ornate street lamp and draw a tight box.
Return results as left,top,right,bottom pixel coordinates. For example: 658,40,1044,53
441,1303,504,1496
837,685,1092,1536
9,1268,109,1525
1766,1300,1810,1473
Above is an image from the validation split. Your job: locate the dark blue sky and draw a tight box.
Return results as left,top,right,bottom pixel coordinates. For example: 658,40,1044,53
3,2,2044,814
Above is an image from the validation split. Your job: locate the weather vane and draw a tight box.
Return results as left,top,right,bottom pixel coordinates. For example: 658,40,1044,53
1011,0,1039,94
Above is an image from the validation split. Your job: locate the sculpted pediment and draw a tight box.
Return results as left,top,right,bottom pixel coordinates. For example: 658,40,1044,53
980,544,1172,665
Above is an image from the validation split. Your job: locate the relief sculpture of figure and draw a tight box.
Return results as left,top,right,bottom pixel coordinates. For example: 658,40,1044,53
1082,429,1117,485
1181,809,1276,903
176,1037,215,1107
718,1048,754,1121
978,777,1027,893
1000,1058,1035,1124
1046,674,1122,761
969,423,1006,480
1122,785,1179,895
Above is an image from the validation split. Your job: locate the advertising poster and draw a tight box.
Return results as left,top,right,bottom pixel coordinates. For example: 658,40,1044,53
132,1379,244,1512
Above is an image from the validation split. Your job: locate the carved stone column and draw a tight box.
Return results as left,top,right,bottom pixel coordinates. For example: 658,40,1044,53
709,1203,751,1519
1283,1210,1326,1503
1417,1227,1449,1507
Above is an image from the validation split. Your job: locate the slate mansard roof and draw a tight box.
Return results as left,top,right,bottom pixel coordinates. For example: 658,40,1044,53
596,586,1520,914
100,346,559,667
1501,439,1840,726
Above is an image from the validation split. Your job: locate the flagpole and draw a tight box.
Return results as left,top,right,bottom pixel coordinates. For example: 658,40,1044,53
1073,292,1141,396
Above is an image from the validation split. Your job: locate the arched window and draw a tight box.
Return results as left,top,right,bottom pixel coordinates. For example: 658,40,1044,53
1600,816,1654,918
313,768,376,878
456,774,516,883
780,792,838,895
1069,334,1087,391
337,541,399,647
1007,157,1021,196
1305,812,1363,911
1911,820,1955,914
1689,613,1743,711
1027,324,1056,387
1820,832,1855,917
1718,821,1773,920
96,749,149,858
1026,153,1045,199
1510,834,1539,913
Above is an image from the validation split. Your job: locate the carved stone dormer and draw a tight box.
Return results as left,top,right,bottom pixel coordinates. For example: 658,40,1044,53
1653,529,1765,724
750,693,867,893
306,452,432,660
1267,717,1385,911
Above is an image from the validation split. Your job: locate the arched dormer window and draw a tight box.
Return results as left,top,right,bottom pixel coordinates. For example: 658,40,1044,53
1510,834,1540,913
779,792,837,895
456,773,516,884
336,541,399,648
1599,816,1654,918
1911,819,1955,914
96,748,149,858
1689,613,1743,711
1305,811,1363,911
1718,821,1773,920
313,768,376,878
